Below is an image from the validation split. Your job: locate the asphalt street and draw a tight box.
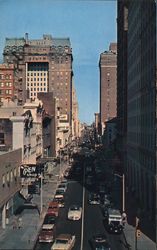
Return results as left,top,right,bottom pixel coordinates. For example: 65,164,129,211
34,154,126,250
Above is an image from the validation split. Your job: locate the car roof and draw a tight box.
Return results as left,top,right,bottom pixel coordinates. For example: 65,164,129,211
56,234,72,240
42,224,55,230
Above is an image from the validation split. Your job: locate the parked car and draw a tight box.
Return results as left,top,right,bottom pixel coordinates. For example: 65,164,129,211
51,234,75,250
47,202,59,217
89,234,111,250
53,197,65,208
54,189,64,199
58,184,67,192
68,205,82,220
43,214,56,227
38,224,56,243
88,193,100,205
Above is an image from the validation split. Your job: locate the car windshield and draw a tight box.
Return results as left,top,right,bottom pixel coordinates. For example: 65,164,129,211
111,221,120,226
56,239,68,244
41,229,53,233
44,217,55,223
49,206,57,209
70,206,80,211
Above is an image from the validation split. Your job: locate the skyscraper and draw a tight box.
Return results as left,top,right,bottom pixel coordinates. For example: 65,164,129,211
99,43,117,134
3,33,73,123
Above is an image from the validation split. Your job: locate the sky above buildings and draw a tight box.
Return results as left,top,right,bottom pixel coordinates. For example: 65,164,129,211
0,0,117,125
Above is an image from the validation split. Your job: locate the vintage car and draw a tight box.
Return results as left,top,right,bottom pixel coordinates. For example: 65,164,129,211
54,189,64,199
47,202,59,217
43,214,56,227
51,234,75,250
68,205,82,221
88,193,100,205
38,224,56,243
89,234,111,250
53,197,65,208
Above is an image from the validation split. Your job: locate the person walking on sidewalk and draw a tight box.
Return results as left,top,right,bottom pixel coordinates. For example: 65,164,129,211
122,211,127,226
13,217,17,229
18,217,22,229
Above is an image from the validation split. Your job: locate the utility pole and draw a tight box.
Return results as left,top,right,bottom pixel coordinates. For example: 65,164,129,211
122,173,125,212
135,216,140,250
40,172,43,216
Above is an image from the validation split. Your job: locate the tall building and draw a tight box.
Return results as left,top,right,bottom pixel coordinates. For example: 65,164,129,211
3,33,73,124
127,0,156,228
117,1,128,169
99,43,117,135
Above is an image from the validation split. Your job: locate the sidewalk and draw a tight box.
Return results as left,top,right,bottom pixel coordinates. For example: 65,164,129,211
123,222,156,250
0,160,68,250
103,148,156,250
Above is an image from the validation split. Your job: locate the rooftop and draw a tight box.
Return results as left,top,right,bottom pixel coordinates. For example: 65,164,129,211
5,33,71,48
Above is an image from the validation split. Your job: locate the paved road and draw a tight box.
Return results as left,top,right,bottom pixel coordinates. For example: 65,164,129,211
34,154,126,250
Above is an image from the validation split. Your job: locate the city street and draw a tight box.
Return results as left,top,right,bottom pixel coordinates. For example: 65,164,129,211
34,151,126,250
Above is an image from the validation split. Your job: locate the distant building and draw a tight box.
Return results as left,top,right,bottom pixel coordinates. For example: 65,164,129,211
3,33,73,124
0,64,15,104
104,117,117,147
99,43,117,135
72,77,79,140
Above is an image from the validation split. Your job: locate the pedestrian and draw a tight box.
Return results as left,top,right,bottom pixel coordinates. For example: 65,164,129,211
13,218,17,229
122,211,127,226
18,217,22,229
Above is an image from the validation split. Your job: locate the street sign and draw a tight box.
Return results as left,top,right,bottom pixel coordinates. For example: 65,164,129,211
136,229,141,237
20,165,40,178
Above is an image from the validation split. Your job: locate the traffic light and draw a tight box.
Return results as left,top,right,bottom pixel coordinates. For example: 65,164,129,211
136,229,141,237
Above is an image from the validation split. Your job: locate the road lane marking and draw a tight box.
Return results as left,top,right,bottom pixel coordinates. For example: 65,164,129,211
81,168,85,250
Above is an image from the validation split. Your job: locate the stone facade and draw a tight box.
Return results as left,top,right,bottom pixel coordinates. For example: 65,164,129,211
127,0,156,220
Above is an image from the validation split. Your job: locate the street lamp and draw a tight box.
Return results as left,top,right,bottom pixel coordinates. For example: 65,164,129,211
114,173,125,212
40,172,43,216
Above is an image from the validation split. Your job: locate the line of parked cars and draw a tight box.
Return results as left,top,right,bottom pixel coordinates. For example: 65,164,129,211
38,166,77,249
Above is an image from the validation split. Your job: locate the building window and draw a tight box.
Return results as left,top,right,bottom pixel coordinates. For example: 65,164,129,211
14,168,17,177
0,82,4,87
0,133,4,144
2,175,5,187
7,172,10,186
10,170,13,182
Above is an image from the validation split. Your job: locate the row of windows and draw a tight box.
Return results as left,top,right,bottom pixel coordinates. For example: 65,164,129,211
27,83,47,87
0,90,12,94
0,74,12,80
0,82,12,87
27,78,47,82
27,72,47,76
29,88,47,92
2,168,17,187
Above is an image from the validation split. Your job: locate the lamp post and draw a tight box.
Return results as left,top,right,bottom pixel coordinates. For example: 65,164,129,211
114,173,125,212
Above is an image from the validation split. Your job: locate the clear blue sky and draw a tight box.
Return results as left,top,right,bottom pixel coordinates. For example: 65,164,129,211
0,0,117,125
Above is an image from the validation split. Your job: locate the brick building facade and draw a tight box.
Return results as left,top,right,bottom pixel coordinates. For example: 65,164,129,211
99,43,117,134
3,33,73,124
